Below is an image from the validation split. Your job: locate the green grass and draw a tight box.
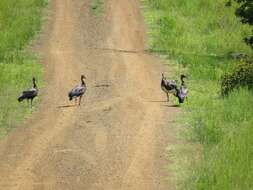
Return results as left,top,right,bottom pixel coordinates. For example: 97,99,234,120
142,0,253,189
0,0,47,136
143,0,251,80
181,88,253,190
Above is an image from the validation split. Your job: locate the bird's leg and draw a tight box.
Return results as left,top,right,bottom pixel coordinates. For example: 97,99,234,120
75,98,77,105
171,94,175,104
30,99,33,110
167,93,169,102
79,95,83,106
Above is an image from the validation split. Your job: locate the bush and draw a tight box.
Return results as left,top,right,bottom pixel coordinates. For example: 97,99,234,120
221,61,253,96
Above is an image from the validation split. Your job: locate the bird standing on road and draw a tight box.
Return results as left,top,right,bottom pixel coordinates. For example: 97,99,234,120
161,73,178,102
18,77,38,108
68,75,87,106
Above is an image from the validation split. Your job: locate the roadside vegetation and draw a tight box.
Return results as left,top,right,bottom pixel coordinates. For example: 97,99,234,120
142,0,253,189
0,0,47,137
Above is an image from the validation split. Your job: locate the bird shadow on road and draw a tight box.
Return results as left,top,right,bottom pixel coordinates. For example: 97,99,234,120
94,84,110,88
57,104,78,109
162,104,180,108
149,100,168,103
148,100,180,108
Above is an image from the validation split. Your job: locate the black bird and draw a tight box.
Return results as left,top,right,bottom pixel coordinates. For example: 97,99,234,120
68,75,87,106
176,74,188,104
161,73,178,102
18,77,38,108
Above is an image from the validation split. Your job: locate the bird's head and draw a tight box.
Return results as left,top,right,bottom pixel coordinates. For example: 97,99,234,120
162,73,166,79
81,75,86,80
180,74,187,80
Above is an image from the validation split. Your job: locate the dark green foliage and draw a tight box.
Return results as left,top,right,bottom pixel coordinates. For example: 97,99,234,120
221,61,253,96
235,0,253,48
227,0,253,48
234,0,253,25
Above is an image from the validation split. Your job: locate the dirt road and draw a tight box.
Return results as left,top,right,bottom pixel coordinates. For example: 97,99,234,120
0,0,178,189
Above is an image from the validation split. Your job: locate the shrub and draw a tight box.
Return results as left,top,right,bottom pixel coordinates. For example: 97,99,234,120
221,60,253,96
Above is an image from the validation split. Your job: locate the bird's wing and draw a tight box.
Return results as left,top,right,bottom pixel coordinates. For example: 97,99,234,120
22,88,36,95
164,80,177,91
180,86,188,95
74,86,85,93
168,80,177,86
19,88,37,99
69,85,86,96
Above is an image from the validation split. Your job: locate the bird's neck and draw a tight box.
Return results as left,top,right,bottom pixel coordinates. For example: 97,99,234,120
161,78,166,85
181,78,185,86
81,79,85,86
33,82,37,89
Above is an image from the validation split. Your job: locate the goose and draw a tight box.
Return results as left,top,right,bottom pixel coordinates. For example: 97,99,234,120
68,75,87,106
176,74,188,104
18,77,38,108
161,73,178,102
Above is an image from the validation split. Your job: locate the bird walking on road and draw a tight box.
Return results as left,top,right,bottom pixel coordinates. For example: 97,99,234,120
68,75,87,106
18,77,38,108
161,73,178,102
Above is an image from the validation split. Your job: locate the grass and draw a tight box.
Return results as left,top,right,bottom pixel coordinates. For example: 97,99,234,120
141,0,253,189
0,0,47,136
181,88,253,190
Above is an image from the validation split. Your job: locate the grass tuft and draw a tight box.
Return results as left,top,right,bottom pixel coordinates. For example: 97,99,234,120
90,0,104,16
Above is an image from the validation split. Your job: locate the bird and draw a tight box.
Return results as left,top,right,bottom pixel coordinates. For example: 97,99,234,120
176,74,188,104
68,75,87,106
18,77,38,108
161,73,178,102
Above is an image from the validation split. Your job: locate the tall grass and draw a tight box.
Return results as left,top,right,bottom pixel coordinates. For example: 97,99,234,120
142,0,253,189
182,88,253,190
0,0,46,136
143,0,251,79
